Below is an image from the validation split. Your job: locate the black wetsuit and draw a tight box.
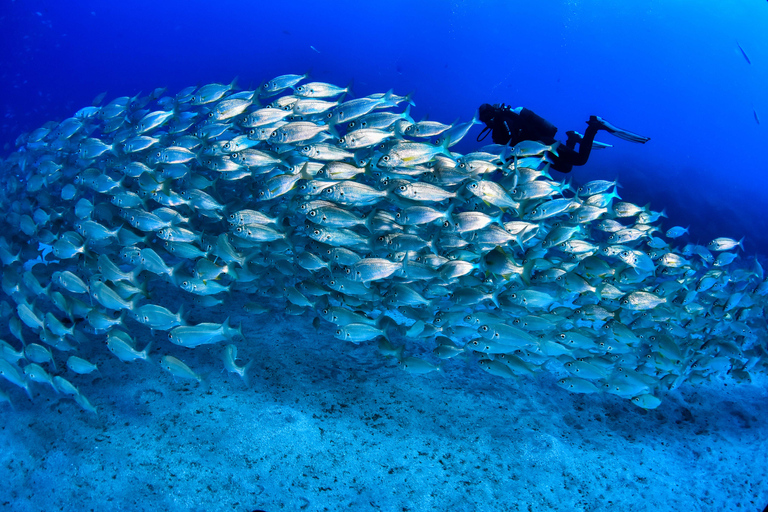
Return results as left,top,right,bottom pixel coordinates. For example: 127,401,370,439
478,104,599,173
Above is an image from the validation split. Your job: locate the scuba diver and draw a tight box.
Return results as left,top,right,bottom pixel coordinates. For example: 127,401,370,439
477,103,650,173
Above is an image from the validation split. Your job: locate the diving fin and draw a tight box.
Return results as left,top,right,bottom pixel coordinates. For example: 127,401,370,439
566,130,613,150
589,116,650,144
591,140,613,150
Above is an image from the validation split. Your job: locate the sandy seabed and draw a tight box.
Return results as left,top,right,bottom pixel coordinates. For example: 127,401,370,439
0,303,766,512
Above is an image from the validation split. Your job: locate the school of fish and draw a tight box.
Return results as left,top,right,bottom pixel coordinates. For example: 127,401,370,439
0,74,765,415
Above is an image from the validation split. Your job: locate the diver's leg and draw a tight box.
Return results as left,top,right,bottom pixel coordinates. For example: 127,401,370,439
569,123,599,166
550,148,576,173
565,131,582,150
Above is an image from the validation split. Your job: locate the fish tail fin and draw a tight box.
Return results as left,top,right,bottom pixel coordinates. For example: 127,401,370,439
169,262,186,287
521,258,535,287
298,162,314,181
364,208,377,233
381,89,397,108
177,304,187,325
377,315,399,340
395,344,405,362
224,317,244,340
336,78,355,104
490,289,501,309
438,266,456,286
225,265,239,281
240,360,254,387
401,250,411,277
141,341,153,363
512,232,526,253
539,162,553,180
23,383,33,401
74,392,99,416
438,134,452,156
443,202,456,223
137,279,151,300
594,283,604,301
402,103,414,123
197,372,211,390
344,78,355,99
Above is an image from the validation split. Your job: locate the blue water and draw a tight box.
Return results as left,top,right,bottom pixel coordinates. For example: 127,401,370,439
1,2,767,510
2,1,767,255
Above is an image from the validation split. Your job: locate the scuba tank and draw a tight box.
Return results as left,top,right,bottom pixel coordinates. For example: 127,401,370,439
477,103,558,145
518,108,557,142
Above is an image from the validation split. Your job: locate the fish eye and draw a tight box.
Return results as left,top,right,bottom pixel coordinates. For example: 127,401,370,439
398,185,406,191
383,156,390,161
326,112,333,118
